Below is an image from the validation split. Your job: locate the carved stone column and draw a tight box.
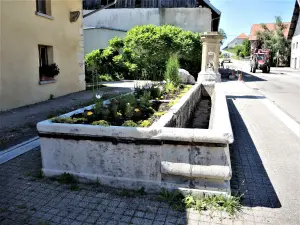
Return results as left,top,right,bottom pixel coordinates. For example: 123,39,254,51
197,32,223,83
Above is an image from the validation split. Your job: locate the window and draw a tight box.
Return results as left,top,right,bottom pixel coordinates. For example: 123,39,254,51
39,45,54,82
36,0,51,15
293,43,295,49
297,42,299,49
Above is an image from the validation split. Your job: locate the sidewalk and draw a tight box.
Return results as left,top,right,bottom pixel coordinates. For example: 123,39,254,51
0,86,132,151
0,81,300,224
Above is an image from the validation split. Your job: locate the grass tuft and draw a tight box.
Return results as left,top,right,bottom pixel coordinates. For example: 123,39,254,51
158,188,242,216
56,173,76,184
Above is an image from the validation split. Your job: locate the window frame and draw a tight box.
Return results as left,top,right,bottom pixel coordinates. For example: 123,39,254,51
36,0,53,19
38,45,55,83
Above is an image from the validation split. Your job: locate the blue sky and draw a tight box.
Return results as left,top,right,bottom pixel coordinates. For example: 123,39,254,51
210,0,296,47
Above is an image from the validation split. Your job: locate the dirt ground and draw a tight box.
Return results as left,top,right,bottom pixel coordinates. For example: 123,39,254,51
0,87,132,150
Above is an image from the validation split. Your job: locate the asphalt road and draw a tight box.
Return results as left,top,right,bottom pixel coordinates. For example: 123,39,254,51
224,59,300,123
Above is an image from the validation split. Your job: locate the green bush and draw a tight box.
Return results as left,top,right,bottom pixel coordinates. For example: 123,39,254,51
122,120,138,127
235,45,243,56
91,120,110,126
99,74,113,82
125,25,202,80
242,38,251,56
85,25,202,81
84,37,137,83
138,120,151,127
164,54,180,86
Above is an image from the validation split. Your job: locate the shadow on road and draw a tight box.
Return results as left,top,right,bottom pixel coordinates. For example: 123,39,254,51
219,68,267,82
227,98,281,208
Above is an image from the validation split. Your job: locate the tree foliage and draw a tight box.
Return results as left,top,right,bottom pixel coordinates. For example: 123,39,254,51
256,16,291,66
125,25,202,79
242,38,251,56
85,25,202,81
218,28,227,45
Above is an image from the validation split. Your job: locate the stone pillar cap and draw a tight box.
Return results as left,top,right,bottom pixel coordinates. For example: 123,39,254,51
201,32,223,41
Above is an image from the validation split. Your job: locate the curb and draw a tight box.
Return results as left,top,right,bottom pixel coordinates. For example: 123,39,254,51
0,137,40,164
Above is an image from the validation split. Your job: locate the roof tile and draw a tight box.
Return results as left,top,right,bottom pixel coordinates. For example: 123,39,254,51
249,23,291,40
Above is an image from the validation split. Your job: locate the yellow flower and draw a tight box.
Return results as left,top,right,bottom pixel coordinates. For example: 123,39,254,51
87,111,93,116
134,108,140,112
160,96,164,99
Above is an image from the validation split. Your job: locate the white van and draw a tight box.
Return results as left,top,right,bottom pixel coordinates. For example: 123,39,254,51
223,53,231,63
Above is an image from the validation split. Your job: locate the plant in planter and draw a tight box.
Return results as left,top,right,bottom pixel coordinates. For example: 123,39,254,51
40,63,60,81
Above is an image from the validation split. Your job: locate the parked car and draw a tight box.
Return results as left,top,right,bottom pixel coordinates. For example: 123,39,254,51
223,53,231,63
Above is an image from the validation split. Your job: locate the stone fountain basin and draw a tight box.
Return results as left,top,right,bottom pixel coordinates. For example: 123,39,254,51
37,82,233,195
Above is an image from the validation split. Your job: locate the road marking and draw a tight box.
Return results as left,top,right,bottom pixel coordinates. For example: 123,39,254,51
260,98,300,138
0,137,40,164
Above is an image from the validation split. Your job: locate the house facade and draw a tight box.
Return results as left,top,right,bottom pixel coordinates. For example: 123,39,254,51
288,0,300,70
83,0,221,55
226,33,248,49
249,22,291,52
0,0,86,111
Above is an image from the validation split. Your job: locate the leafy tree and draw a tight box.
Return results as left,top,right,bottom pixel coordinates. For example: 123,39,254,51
242,38,251,56
256,16,291,66
218,28,227,45
235,45,243,56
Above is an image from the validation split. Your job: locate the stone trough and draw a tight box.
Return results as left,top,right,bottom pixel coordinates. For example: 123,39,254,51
37,81,233,195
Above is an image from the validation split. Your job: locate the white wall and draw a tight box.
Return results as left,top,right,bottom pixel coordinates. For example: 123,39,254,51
227,38,244,48
83,8,212,33
84,28,126,55
291,14,300,69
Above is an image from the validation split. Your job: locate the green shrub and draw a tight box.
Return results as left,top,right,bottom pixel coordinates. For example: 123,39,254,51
150,87,162,99
165,82,175,94
118,94,137,115
138,120,151,127
154,111,167,117
85,25,202,81
125,25,202,80
122,120,138,127
99,74,113,82
124,103,134,119
84,37,137,82
139,91,152,108
91,120,110,126
164,54,180,86
51,117,87,124
235,45,243,56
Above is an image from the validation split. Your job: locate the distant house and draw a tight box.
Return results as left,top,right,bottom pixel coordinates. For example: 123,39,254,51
288,0,300,70
83,0,221,55
226,33,248,49
249,22,291,51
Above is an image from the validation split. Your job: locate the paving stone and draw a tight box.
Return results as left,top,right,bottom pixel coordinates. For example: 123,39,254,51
155,213,167,221
85,215,99,224
119,215,132,223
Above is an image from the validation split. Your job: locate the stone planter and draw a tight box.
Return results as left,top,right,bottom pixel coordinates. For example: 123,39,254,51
37,82,233,195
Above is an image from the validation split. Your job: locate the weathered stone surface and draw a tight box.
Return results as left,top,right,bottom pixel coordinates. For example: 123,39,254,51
37,82,233,195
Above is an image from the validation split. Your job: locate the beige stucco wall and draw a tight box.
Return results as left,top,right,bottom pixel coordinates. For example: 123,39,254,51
0,0,85,111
